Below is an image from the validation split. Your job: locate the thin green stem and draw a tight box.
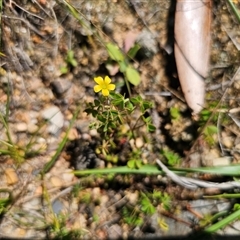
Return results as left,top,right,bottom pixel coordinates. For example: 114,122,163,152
227,0,240,23
204,208,240,233
204,193,240,199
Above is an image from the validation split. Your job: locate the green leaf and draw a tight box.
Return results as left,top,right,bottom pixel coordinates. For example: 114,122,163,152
125,101,135,112
204,125,218,146
130,96,142,105
153,190,163,201
126,66,141,86
108,122,116,130
134,217,144,226
60,66,69,74
147,124,156,132
127,159,135,169
135,160,142,169
142,100,153,110
66,50,77,67
111,93,125,108
103,123,109,132
170,107,181,120
119,61,127,73
84,108,98,117
162,149,180,166
89,122,97,130
127,44,141,58
143,116,151,123
204,125,218,135
73,163,240,177
127,159,142,169
234,203,240,211
141,198,155,215
106,43,124,62
110,109,119,117
94,99,100,107
97,114,106,122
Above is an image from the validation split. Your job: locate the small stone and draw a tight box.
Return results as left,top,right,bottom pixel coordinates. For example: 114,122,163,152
54,158,66,170
50,79,72,98
125,190,139,205
99,160,105,169
5,168,18,185
72,213,87,229
222,136,234,149
212,156,232,166
89,129,98,137
62,171,74,183
15,123,28,132
35,186,43,195
50,176,63,187
107,224,122,240
16,228,27,237
52,200,64,214
136,29,158,59
236,143,240,150
96,228,107,240
29,198,41,207
67,128,79,140
41,106,64,134
135,137,144,148
27,183,36,192
202,149,220,166
27,123,39,133
82,133,91,140
100,195,109,206
129,139,135,149
92,187,101,201
22,198,41,210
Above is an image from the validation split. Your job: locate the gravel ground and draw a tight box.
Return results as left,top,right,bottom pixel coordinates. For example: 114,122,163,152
1,0,240,239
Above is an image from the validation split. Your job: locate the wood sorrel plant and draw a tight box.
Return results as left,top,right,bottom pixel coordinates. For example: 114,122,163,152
85,76,156,155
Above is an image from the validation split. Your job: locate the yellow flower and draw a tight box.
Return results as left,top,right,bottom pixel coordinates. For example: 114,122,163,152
94,76,115,96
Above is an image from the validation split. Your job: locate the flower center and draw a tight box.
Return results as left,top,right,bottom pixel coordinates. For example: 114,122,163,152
102,83,108,89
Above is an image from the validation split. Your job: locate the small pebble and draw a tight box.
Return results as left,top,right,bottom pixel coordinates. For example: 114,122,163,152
107,224,123,240
22,198,41,210
202,149,220,166
92,187,101,201
67,128,79,140
50,79,72,98
212,156,232,166
50,176,63,188
35,186,43,195
135,137,144,148
89,128,98,137
5,168,18,185
52,199,64,214
41,106,64,134
100,195,109,206
16,228,27,237
15,123,28,132
62,171,74,183
73,213,87,229
27,123,39,133
222,136,234,149
125,190,139,205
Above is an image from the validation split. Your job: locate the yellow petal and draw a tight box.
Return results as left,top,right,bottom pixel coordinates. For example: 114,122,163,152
108,84,115,91
102,89,109,96
104,76,111,84
94,85,102,93
94,77,104,85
